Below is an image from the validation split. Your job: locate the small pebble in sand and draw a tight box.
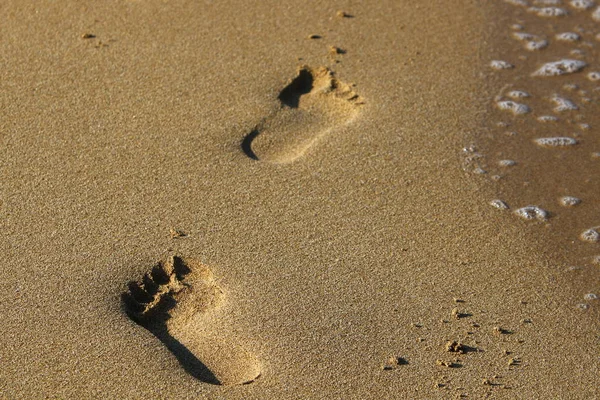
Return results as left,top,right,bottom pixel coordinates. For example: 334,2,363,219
169,228,188,238
493,326,511,334
382,356,408,370
307,34,322,39
445,341,466,353
584,293,598,300
436,360,458,368
329,46,346,55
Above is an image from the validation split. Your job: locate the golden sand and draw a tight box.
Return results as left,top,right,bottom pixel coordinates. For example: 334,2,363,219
0,0,598,398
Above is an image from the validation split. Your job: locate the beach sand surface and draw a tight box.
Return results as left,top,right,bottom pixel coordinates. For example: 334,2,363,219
0,0,598,398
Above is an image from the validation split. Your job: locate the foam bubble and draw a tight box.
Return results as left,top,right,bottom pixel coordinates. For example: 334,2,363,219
498,159,517,166
559,196,581,206
533,59,586,76
587,72,600,81
528,6,569,15
497,100,531,114
508,90,530,98
563,83,579,90
570,49,584,56
491,199,510,210
581,227,600,242
534,137,578,147
505,0,529,5
556,32,581,41
579,123,591,129
569,0,595,8
576,303,590,310
593,255,600,264
491,60,515,70
551,96,578,111
584,293,598,300
514,206,548,220
512,23,525,29
512,32,536,41
593,6,600,19
537,115,559,122
525,39,549,50
534,0,562,4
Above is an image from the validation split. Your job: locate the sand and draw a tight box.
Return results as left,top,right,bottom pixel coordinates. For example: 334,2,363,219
0,0,599,398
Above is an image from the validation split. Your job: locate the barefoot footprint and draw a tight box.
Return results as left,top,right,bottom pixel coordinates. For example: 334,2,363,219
122,255,260,385
242,66,363,163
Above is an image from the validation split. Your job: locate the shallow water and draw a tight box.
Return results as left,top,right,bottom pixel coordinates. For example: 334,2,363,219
469,0,600,305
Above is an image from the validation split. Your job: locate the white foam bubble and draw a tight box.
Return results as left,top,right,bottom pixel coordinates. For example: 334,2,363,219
528,6,569,15
576,303,590,310
556,32,581,41
569,0,595,8
579,123,591,130
512,32,537,41
534,137,578,147
525,39,549,50
593,5,600,19
505,0,529,5
499,159,517,166
507,90,530,98
533,59,586,76
491,60,515,70
497,100,531,114
491,199,510,210
581,227,600,242
587,72,600,81
512,23,525,30
537,115,559,122
514,206,548,220
570,49,585,56
559,196,581,206
534,0,562,4
584,293,598,300
551,96,578,111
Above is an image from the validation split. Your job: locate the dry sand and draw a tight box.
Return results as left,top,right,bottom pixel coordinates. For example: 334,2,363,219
0,0,599,398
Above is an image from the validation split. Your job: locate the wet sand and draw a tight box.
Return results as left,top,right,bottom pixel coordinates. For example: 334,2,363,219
0,0,598,398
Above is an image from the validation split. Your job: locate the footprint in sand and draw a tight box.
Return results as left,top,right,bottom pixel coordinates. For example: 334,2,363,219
122,255,260,385
242,65,363,164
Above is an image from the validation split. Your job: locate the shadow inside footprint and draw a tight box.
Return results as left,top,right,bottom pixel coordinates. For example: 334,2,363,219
241,66,363,164
123,255,261,386
278,68,314,108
